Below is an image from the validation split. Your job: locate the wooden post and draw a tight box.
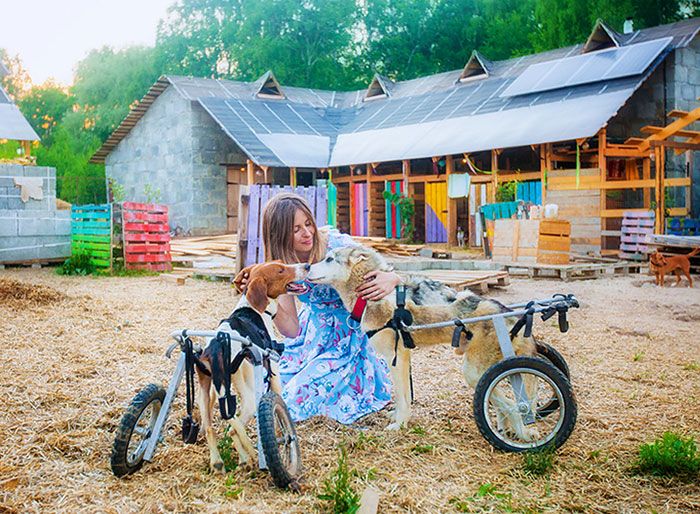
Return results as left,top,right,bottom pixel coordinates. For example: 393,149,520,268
539,144,547,206
490,150,499,203
246,159,255,185
654,146,662,233
366,163,372,233
261,165,269,184
659,145,666,233
22,140,31,158
598,129,607,246
289,167,297,187
446,155,457,246
642,157,651,208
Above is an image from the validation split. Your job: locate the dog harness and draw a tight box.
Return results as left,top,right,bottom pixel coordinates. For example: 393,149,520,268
350,285,416,367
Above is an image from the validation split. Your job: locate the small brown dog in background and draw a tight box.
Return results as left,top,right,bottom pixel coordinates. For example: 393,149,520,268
649,248,699,287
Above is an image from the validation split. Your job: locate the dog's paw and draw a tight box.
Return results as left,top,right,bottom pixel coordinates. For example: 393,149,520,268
385,421,404,431
384,409,397,421
211,460,226,474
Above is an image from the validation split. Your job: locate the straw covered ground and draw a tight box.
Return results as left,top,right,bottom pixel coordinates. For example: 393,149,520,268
0,268,699,513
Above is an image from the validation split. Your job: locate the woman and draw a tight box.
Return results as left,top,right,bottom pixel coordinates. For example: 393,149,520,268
247,193,402,424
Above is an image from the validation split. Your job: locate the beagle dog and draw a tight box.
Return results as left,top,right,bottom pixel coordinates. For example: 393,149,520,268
195,261,308,473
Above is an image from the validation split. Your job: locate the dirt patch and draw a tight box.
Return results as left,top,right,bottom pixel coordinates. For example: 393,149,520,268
0,268,698,513
0,277,66,309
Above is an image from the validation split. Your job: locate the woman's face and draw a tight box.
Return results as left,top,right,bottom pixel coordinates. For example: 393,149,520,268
292,208,315,256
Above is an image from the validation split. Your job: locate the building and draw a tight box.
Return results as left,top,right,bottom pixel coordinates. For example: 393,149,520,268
93,18,700,253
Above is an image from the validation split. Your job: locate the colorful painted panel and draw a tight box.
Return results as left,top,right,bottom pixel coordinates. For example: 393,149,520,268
71,203,112,269
425,182,447,243
516,180,542,205
122,202,172,272
351,182,368,236
384,180,404,239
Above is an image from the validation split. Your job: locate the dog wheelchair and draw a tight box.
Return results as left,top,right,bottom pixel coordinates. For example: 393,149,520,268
110,329,301,489
404,293,579,452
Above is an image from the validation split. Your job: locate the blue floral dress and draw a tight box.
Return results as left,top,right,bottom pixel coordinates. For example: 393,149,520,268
279,230,392,424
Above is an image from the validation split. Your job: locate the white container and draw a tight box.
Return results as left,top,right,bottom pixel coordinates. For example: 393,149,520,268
544,204,559,219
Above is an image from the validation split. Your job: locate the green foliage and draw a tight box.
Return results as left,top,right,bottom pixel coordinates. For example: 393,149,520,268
223,473,243,498
496,180,518,203
57,250,96,276
636,432,700,478
217,425,239,472
18,83,73,145
522,444,556,476
632,350,645,362
317,445,361,514
449,483,516,512
108,178,126,203
382,190,415,241
411,443,434,454
143,183,162,204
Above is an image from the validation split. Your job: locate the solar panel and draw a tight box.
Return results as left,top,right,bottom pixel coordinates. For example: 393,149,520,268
501,37,672,97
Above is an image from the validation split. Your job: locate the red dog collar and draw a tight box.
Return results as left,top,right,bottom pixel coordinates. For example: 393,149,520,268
350,296,368,323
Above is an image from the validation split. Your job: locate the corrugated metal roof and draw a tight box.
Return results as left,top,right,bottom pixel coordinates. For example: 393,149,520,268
92,17,700,166
0,103,40,141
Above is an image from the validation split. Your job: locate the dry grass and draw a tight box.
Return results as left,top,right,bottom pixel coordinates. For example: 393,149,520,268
0,268,699,513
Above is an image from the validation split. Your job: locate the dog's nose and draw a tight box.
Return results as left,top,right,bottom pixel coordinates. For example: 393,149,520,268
303,263,311,272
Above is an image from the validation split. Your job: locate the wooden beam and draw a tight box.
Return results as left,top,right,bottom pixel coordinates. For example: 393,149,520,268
490,150,499,204
638,106,700,151
605,146,650,158
654,146,662,233
540,144,547,205
651,139,700,151
446,155,457,246
369,173,404,183
642,157,651,208
641,125,700,139
668,109,689,118
598,129,607,245
366,164,372,233
624,137,645,145
21,140,31,157
246,159,255,185
289,167,297,187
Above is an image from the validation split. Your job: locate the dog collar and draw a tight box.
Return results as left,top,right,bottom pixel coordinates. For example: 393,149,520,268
349,296,368,323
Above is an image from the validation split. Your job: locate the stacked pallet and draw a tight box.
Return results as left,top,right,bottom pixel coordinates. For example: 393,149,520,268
352,236,426,257
171,234,238,260
619,211,655,261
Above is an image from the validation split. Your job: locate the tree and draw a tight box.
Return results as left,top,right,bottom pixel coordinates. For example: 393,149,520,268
18,82,74,145
0,48,32,100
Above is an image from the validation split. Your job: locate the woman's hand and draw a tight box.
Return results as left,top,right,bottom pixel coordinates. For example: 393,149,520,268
356,270,402,301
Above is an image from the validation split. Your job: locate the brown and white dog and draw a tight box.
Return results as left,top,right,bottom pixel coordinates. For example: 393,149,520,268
649,248,699,287
307,246,537,435
195,261,308,473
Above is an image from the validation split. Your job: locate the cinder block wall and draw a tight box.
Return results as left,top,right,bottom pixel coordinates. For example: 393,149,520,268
106,86,195,231
0,165,71,263
190,103,246,235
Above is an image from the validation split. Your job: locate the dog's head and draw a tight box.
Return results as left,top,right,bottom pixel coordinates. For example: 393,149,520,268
307,246,389,288
233,261,309,312
650,250,667,268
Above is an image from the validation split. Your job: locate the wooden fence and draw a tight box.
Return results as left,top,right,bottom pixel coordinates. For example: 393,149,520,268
70,203,113,270
121,202,172,271
237,185,328,269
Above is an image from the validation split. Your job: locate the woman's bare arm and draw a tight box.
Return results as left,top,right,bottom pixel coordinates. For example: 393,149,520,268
274,294,300,338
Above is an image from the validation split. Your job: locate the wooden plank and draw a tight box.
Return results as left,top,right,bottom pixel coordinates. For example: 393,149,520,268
123,211,169,223
124,232,170,242
638,106,700,152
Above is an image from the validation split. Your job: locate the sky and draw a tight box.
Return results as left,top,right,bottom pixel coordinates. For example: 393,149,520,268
0,0,174,86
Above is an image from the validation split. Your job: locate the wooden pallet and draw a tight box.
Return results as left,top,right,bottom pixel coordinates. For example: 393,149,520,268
619,210,654,261
502,261,642,281
398,269,510,293
122,202,172,272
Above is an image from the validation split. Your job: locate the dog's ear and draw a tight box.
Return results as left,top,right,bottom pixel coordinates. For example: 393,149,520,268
246,278,269,313
348,247,370,265
233,265,256,293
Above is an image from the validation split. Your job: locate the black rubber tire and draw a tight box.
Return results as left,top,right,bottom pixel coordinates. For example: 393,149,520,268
257,391,301,489
473,356,577,453
111,384,166,477
535,339,570,379
534,340,571,417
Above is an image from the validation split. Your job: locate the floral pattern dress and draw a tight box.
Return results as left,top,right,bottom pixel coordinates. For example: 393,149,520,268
278,230,392,424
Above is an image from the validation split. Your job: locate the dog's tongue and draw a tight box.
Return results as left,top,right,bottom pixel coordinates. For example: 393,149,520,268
287,282,309,294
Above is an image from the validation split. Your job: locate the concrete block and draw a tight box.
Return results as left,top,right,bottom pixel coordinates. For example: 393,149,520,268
682,85,695,102
22,167,48,178
0,211,18,236
676,65,688,83
0,164,23,177
7,197,23,210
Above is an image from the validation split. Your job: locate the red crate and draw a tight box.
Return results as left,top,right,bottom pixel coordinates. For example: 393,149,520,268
121,202,172,271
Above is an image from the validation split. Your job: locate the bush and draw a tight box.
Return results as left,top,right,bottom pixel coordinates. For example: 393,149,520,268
636,432,700,478
56,250,96,276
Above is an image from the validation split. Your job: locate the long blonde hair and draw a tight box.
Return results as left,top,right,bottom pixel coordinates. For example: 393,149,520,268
262,193,324,264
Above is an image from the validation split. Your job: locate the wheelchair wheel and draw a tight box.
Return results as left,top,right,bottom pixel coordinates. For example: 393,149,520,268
111,383,165,477
257,391,302,489
534,340,570,417
473,357,577,453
